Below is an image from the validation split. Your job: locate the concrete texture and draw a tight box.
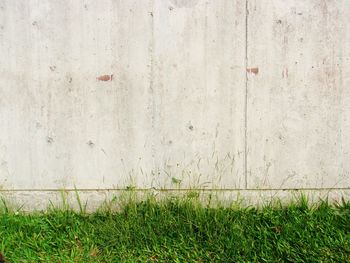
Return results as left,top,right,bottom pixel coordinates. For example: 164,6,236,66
247,0,350,189
0,0,349,208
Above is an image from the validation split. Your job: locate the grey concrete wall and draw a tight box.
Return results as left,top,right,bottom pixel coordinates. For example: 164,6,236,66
247,0,350,190
0,0,349,209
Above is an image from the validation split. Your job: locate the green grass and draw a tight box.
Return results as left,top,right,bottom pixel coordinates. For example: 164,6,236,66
0,195,349,262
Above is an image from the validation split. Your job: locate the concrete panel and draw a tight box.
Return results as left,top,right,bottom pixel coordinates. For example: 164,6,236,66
151,0,246,189
247,0,350,189
0,0,155,189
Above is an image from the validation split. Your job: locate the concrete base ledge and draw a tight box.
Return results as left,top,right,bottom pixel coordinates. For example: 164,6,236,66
0,189,349,212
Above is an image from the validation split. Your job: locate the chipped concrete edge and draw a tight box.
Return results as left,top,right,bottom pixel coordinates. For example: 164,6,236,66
0,189,349,212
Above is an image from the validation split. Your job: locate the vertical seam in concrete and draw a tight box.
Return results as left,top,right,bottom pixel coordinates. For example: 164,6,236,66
244,0,249,189
148,0,156,174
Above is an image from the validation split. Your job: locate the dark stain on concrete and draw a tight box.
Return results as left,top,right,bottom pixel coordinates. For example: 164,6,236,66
97,74,113,81
276,19,282,24
170,0,199,8
247,68,259,75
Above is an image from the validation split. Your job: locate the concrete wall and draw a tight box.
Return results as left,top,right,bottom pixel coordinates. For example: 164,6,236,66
0,0,349,209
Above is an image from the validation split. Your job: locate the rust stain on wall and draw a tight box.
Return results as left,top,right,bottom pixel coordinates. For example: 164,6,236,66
246,67,259,75
97,74,113,81
282,68,288,78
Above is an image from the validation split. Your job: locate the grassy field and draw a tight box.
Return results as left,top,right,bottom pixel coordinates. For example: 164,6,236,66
0,194,349,262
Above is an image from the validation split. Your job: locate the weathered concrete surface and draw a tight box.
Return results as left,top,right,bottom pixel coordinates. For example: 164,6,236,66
151,0,246,188
247,0,350,189
0,0,156,189
0,0,245,190
0,0,349,207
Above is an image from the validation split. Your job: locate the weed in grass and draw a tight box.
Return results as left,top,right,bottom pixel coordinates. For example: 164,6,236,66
0,195,349,262
74,187,87,215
